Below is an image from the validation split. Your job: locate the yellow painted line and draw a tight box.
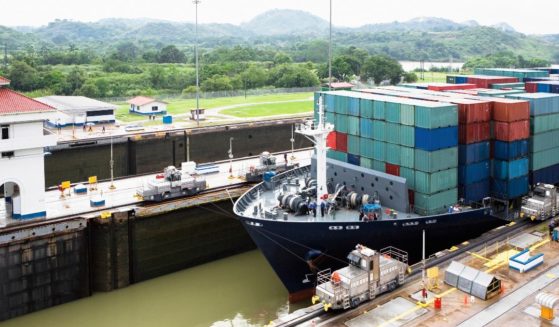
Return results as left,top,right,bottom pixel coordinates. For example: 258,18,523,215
484,249,518,268
467,251,491,262
449,246,459,252
530,238,549,250
546,273,556,279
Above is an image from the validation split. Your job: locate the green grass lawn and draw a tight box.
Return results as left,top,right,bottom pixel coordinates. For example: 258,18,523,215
220,101,313,118
115,92,313,122
414,71,449,83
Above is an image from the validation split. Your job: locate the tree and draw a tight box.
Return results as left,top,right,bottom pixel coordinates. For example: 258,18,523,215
273,52,292,65
404,72,418,83
7,61,40,91
318,55,360,81
361,55,404,85
201,75,233,91
77,81,100,98
111,42,139,62
240,65,268,89
270,64,319,88
158,45,186,63
148,65,166,88
64,66,86,95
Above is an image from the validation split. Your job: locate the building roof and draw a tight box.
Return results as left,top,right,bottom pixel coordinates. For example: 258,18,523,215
327,82,355,89
0,88,55,115
0,76,10,86
127,96,168,106
35,96,117,113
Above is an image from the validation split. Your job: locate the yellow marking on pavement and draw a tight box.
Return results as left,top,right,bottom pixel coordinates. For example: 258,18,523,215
484,249,518,268
467,251,491,261
546,273,556,279
449,246,459,252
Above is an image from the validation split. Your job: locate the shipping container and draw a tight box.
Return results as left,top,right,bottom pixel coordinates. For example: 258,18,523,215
493,140,529,160
415,126,458,151
530,130,559,153
428,83,477,91
525,82,538,93
415,103,458,129
325,111,336,126
415,168,458,194
415,147,458,173
458,160,490,184
360,137,374,159
459,142,490,165
334,95,349,115
360,118,373,139
400,104,415,125
373,160,386,173
385,122,401,145
327,131,337,149
386,143,401,165
360,157,373,170
474,68,548,80
385,101,401,123
373,141,386,162
336,132,348,152
458,122,490,144
327,150,348,162
531,146,559,171
459,179,490,203
335,113,348,133
507,93,559,116
347,154,360,166
400,146,415,169
492,100,530,122
348,135,360,155
414,188,458,215
399,167,415,190
348,97,360,116
325,94,336,112
385,163,400,176
491,175,528,199
456,100,492,123
360,99,374,119
400,125,415,148
531,112,559,134
491,82,525,89
347,116,360,136
373,120,386,141
492,158,529,180
530,163,559,185
494,120,530,142
373,100,385,120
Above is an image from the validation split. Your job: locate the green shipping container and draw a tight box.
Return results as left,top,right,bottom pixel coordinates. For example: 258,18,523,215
373,141,386,162
373,160,386,172
325,111,336,126
414,147,458,173
385,102,401,123
400,104,415,126
360,137,374,159
373,101,385,120
334,95,348,115
360,99,374,119
415,168,458,194
415,104,458,129
531,113,559,134
373,120,386,141
348,135,360,155
399,167,415,190
360,157,373,170
347,116,360,136
386,143,401,165
414,188,458,215
531,130,559,153
335,113,348,133
327,150,348,162
530,146,559,171
400,125,415,147
385,122,401,144
400,146,415,169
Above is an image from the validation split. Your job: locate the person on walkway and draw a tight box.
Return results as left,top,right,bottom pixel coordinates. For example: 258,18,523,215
102,126,106,133
309,201,317,217
88,125,93,132
284,152,288,166
320,201,326,217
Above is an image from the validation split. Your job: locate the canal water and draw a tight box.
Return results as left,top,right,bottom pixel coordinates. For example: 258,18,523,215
2,250,302,327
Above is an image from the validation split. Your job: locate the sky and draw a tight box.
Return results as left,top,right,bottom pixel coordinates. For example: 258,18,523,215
1,0,558,34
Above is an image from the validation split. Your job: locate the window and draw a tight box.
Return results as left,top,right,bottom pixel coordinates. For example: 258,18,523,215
87,110,114,117
1,125,9,140
2,151,14,158
152,106,159,111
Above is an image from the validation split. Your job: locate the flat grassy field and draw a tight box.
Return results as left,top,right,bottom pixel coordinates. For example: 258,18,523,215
415,71,449,83
220,101,313,118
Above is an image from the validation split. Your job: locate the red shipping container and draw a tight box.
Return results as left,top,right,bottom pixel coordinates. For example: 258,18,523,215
494,120,530,142
467,76,518,89
385,163,400,177
428,83,477,91
455,100,492,123
335,132,348,152
326,131,337,149
459,122,490,144
492,100,530,122
525,82,538,93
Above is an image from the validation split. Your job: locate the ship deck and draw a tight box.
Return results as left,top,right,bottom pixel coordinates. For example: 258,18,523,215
0,150,312,229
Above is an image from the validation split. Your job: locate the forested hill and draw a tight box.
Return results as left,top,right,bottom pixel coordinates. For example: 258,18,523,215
2,9,558,62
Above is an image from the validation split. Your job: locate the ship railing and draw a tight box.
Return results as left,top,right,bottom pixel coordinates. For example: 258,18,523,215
316,268,332,286
380,246,408,265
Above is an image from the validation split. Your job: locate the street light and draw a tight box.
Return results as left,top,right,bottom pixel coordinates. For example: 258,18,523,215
194,0,201,126
228,137,234,179
328,0,332,91
109,133,116,190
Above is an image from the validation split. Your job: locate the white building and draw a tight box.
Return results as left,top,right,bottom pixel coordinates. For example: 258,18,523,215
127,96,168,115
0,77,57,219
35,96,117,127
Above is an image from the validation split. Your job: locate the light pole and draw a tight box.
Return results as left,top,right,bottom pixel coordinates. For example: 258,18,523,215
194,0,201,126
290,124,295,161
328,0,332,91
228,137,234,179
109,133,115,190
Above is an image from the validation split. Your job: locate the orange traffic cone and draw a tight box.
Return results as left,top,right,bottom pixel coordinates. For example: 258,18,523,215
464,295,469,305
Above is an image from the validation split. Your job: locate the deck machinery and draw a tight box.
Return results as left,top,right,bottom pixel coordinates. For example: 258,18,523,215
138,164,207,201
312,244,409,311
521,183,559,221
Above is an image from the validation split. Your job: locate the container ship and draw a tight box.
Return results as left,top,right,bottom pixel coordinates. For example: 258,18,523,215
234,69,559,301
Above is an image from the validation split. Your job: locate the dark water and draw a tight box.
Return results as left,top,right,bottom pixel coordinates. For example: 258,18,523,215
2,251,303,327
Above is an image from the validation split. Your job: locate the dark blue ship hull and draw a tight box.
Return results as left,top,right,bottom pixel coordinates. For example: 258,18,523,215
239,208,503,301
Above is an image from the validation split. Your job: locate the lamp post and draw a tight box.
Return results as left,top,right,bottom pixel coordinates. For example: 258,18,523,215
109,133,115,190
328,0,332,91
228,137,234,179
194,0,201,126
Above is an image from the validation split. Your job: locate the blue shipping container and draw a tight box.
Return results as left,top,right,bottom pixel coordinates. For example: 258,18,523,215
493,158,529,180
459,179,490,203
348,97,360,116
459,161,490,184
493,140,529,161
456,76,468,84
459,142,490,165
537,83,551,93
530,162,559,185
491,175,529,199
347,154,360,166
360,118,373,139
415,126,458,151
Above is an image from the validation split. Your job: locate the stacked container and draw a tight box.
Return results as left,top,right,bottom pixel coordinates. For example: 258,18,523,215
490,99,530,199
474,68,549,81
318,90,459,215
505,93,559,185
